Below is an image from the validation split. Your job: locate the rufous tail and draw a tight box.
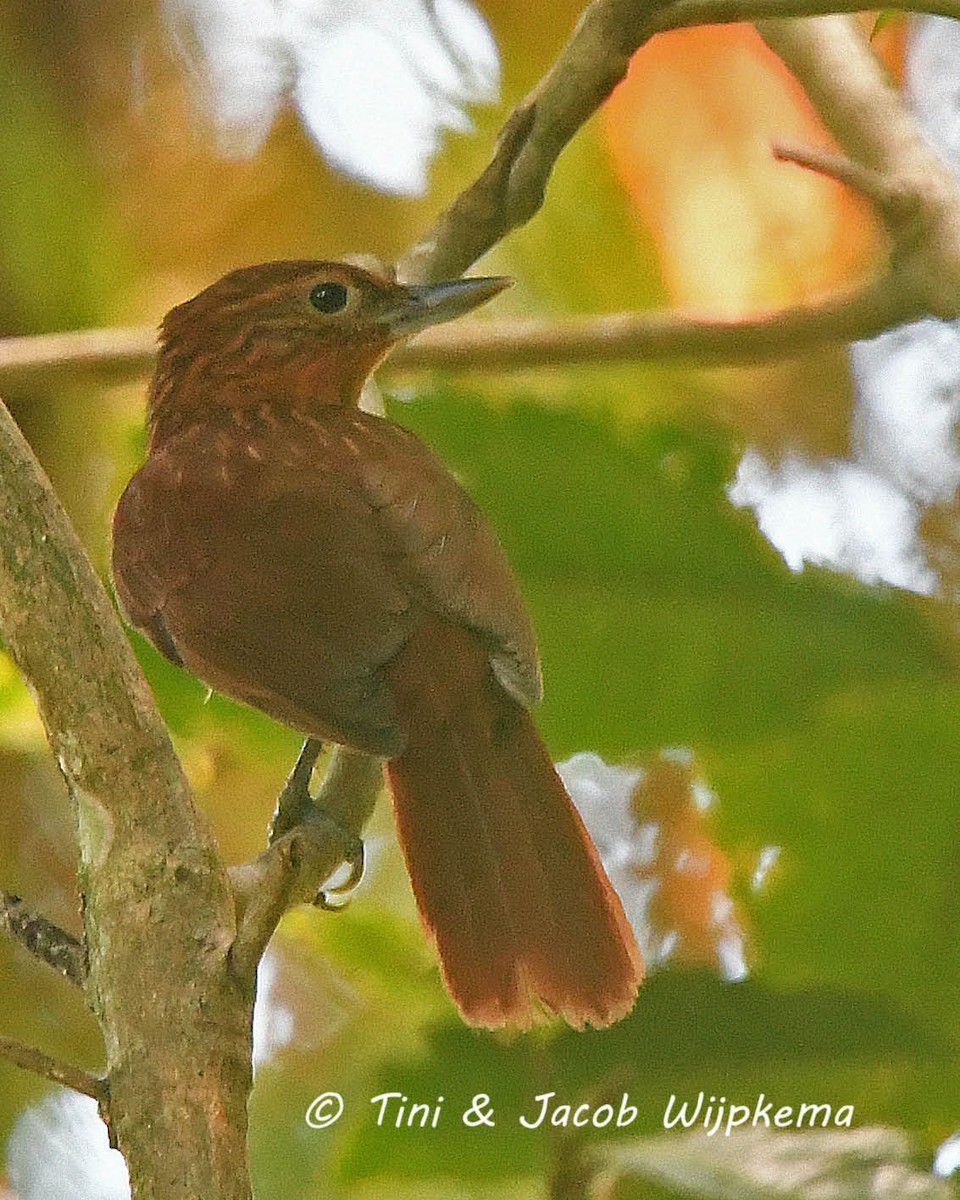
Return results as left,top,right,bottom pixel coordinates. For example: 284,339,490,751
384,618,643,1028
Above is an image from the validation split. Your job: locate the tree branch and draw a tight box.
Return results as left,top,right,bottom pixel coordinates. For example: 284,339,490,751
0,280,929,383
0,392,252,1197
391,279,921,368
398,0,960,284
0,324,156,384
0,1034,106,1102
0,893,86,987
756,16,960,317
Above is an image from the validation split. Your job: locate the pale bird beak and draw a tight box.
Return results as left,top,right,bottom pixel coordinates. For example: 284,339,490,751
380,276,512,338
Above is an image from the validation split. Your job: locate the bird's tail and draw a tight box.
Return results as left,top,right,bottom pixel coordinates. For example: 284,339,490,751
384,618,643,1028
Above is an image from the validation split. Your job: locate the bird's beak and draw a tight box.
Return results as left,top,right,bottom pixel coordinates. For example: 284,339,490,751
379,276,512,338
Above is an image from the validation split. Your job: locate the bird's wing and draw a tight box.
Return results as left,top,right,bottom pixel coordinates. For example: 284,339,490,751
339,409,543,708
112,408,541,755
112,417,419,755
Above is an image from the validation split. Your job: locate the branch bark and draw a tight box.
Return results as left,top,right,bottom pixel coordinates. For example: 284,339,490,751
756,15,960,317
0,393,252,1198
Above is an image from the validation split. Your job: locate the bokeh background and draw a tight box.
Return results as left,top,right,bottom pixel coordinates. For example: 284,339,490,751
1,2,959,1196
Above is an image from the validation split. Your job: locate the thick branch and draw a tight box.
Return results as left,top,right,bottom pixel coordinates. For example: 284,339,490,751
0,394,251,1198
0,893,86,986
0,1034,105,1102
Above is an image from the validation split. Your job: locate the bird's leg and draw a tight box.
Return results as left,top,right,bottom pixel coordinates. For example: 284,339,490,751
268,738,324,842
268,738,366,910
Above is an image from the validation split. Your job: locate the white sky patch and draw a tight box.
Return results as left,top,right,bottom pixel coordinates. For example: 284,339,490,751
651,928,678,965
252,945,295,1069
6,1090,131,1200
716,929,749,982
164,0,500,194
851,320,960,506
934,1130,960,1178
559,750,750,981
728,450,938,594
731,30,960,594
908,17,960,173
558,751,644,864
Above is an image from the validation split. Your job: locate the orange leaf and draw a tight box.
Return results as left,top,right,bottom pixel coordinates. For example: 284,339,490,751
601,25,881,317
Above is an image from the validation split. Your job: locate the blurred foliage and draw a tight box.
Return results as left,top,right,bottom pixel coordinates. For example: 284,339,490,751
0,2,958,1199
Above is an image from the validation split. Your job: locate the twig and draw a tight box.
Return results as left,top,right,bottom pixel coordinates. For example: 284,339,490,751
268,738,323,843
771,141,919,225
0,1034,106,1101
0,893,86,986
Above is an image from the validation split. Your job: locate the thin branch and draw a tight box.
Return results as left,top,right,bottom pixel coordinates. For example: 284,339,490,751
0,324,156,382
0,278,928,385
0,893,86,987
392,278,922,369
0,1034,106,1101
398,0,960,284
228,748,383,981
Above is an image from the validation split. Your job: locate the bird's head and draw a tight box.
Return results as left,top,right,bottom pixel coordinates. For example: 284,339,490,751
148,259,510,444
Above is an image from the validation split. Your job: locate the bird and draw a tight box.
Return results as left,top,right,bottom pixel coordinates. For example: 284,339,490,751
112,259,643,1029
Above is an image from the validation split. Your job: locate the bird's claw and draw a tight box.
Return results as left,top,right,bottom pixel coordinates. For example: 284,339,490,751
314,837,365,912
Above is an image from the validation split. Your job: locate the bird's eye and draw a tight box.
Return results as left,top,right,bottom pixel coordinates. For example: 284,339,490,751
309,281,350,314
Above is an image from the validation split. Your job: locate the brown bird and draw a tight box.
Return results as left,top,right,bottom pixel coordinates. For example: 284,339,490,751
112,260,642,1028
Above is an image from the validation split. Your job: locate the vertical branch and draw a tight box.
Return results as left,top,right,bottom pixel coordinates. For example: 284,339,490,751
0,393,252,1198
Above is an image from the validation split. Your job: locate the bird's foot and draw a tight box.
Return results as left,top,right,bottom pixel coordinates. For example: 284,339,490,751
269,738,366,911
